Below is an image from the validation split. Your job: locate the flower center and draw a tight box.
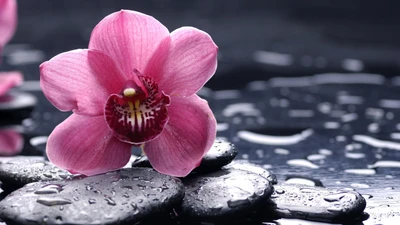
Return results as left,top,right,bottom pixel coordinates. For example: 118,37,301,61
104,72,170,144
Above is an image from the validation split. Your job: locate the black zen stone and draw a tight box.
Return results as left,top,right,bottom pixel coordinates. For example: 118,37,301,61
0,168,184,225
178,168,273,222
194,138,238,173
0,92,37,123
0,156,73,190
132,138,238,174
131,155,151,168
223,160,278,184
265,184,366,223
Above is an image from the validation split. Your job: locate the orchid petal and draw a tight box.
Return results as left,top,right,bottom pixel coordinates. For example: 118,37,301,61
0,71,22,96
0,0,17,53
89,10,171,77
146,27,218,97
144,95,216,177
0,128,23,156
46,114,132,176
40,49,125,116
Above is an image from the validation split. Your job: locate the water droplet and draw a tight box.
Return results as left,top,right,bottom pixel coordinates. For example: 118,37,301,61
286,159,319,169
344,169,376,175
86,185,93,191
122,185,133,190
56,216,63,222
275,189,285,194
34,184,64,194
350,183,370,189
327,206,343,213
105,197,116,206
42,172,53,178
210,203,223,212
227,197,250,208
36,197,72,206
324,193,345,202
88,199,96,204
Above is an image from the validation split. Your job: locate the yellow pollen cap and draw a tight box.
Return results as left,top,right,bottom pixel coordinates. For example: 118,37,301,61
123,88,136,97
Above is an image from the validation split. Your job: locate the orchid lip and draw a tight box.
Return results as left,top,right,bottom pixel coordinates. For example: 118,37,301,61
105,74,170,144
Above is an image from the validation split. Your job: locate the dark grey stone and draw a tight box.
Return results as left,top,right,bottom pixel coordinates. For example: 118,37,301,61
0,168,184,225
0,92,37,122
178,168,273,222
223,160,278,184
131,155,151,168
0,156,73,190
132,138,238,173
265,184,366,222
194,138,238,173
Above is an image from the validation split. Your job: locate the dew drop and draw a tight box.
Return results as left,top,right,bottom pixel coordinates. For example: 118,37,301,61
227,197,250,208
323,193,345,202
36,197,72,206
105,197,116,206
34,184,64,194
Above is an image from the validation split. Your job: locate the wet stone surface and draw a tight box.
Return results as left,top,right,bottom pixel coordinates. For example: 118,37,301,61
0,156,73,191
0,167,184,225
178,168,273,222
0,92,37,122
194,137,238,173
265,184,367,223
223,160,277,184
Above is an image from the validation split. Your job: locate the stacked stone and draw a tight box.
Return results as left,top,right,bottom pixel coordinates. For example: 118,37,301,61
0,138,366,225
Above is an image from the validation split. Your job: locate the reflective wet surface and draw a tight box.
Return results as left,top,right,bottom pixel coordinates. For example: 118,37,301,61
1,1,400,224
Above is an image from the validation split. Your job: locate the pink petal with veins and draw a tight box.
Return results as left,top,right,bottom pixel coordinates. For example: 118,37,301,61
0,0,17,54
0,128,23,156
46,114,132,176
89,10,171,77
146,27,218,97
144,95,216,177
0,71,22,96
40,49,125,116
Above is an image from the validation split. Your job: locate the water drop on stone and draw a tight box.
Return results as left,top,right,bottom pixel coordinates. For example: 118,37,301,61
36,197,72,206
227,197,250,208
34,184,63,194
324,193,345,202
105,197,116,206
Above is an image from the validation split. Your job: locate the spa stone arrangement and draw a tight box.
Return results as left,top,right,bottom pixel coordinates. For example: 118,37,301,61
0,138,366,225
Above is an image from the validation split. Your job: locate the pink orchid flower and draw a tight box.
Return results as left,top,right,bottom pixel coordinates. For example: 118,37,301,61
0,127,23,156
0,0,21,97
40,10,218,177
0,0,17,56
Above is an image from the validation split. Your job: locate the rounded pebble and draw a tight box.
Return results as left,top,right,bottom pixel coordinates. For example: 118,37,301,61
265,184,366,222
178,168,273,222
0,156,73,190
0,168,184,225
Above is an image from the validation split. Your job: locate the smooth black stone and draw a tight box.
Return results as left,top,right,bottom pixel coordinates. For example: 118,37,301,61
132,138,238,173
264,184,366,222
0,156,73,190
194,138,238,173
0,167,184,225
178,168,273,222
131,155,151,168
223,160,278,184
0,92,37,123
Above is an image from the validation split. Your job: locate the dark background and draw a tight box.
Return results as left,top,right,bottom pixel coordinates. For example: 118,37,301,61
5,0,400,89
